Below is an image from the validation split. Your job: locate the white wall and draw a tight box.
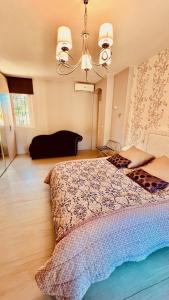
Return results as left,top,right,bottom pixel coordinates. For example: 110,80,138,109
0,73,9,93
12,75,116,154
46,80,93,150
16,79,94,153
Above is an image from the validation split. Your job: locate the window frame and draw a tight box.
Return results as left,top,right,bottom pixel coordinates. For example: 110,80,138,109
10,93,34,128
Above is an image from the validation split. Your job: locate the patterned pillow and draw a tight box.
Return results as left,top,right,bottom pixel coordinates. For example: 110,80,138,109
127,169,168,193
107,154,131,169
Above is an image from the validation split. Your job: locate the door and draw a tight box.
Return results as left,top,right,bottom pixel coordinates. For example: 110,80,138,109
96,88,103,146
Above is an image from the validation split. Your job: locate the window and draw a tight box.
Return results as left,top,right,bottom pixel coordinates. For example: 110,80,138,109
11,94,32,126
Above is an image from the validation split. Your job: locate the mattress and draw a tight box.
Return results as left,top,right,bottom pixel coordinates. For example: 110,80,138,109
35,158,169,300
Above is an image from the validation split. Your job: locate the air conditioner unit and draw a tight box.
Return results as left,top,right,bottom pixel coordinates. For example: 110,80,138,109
74,82,95,93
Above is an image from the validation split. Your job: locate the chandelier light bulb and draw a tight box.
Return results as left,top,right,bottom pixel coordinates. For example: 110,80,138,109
57,26,72,51
56,47,69,63
81,54,92,71
98,23,113,48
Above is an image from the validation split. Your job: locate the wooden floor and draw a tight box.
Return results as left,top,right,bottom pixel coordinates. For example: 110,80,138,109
0,151,169,300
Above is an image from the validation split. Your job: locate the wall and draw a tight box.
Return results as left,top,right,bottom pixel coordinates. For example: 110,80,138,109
126,48,169,148
2,71,114,154
3,49,169,154
0,73,9,93
46,80,94,150
16,79,94,153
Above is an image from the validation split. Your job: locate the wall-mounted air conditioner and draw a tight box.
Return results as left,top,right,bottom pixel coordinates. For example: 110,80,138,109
74,82,95,93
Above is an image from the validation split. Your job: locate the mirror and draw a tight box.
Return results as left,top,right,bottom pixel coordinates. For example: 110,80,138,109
0,75,17,177
0,96,10,176
0,130,6,176
0,100,6,176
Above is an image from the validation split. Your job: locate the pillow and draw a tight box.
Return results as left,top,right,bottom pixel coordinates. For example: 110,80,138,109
141,156,169,183
119,146,154,168
127,169,168,193
107,154,131,169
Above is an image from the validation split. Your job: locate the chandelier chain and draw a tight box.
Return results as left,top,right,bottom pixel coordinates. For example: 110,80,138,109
84,4,88,34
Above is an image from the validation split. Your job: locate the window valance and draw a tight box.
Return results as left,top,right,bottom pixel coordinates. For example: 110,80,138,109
6,76,33,94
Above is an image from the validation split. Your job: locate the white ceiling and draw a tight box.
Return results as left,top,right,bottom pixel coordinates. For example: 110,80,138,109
0,0,169,82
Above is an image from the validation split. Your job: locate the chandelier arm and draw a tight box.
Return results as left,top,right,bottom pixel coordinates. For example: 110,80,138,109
61,64,72,69
59,60,81,69
103,64,108,70
56,70,76,76
56,67,78,76
56,59,81,76
92,67,105,79
67,52,80,64
92,62,102,67
103,64,112,71
60,56,82,69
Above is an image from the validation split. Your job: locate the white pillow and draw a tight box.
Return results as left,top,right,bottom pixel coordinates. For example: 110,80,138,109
142,156,169,183
119,146,155,169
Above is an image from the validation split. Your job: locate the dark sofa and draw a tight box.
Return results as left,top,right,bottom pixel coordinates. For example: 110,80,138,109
29,130,83,159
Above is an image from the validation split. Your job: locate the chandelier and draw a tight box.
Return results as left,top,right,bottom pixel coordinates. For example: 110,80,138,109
56,0,113,81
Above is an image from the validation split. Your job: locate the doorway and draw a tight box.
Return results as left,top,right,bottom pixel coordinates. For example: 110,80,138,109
96,88,102,147
91,88,103,149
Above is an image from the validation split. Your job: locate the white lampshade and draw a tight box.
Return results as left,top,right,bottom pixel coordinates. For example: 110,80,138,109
81,54,92,70
56,46,69,62
57,26,72,51
98,23,113,48
56,44,61,56
99,48,111,66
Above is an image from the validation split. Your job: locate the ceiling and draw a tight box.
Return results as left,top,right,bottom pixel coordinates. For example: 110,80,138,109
0,0,169,82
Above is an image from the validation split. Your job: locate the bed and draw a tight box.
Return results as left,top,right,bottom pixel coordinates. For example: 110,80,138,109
35,132,169,300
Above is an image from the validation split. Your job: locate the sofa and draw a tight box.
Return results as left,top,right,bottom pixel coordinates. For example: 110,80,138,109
29,130,83,159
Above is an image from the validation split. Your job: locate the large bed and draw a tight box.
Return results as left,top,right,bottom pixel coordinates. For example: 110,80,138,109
35,132,169,300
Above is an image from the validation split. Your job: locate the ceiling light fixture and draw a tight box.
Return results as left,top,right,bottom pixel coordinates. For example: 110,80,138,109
56,0,113,81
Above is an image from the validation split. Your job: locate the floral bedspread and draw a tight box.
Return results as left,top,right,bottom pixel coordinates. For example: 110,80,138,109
45,158,168,242
36,158,169,299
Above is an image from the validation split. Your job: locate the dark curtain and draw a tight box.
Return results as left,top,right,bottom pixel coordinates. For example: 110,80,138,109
6,76,34,94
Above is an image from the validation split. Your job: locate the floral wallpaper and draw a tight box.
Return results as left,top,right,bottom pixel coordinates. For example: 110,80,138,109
126,48,169,147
